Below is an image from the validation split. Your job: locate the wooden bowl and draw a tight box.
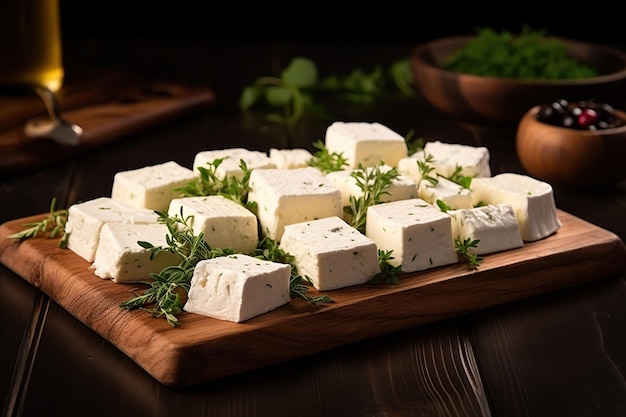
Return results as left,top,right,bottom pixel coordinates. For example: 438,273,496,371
411,36,626,128
516,105,626,189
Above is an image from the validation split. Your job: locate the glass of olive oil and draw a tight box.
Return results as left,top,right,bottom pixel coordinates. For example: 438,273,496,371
0,0,64,93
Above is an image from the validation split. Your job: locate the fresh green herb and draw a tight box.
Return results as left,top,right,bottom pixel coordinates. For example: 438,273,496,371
436,199,452,213
371,249,402,285
444,26,599,80
345,164,399,234
417,152,439,186
7,197,69,248
175,157,257,213
307,139,349,174
446,165,473,189
240,56,415,127
405,130,425,156
454,237,484,270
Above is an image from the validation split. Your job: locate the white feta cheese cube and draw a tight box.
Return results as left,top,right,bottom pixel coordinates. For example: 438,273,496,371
447,204,524,255
418,176,473,210
248,167,343,242
111,161,197,211
92,223,182,283
365,198,458,273
269,148,314,169
423,141,491,178
396,152,426,183
183,254,291,323
280,216,380,291
193,148,276,179
470,173,562,242
65,197,159,262
326,165,418,208
168,196,258,254
324,121,408,168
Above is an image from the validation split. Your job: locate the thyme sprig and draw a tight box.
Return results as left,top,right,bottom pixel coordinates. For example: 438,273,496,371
345,164,399,234
307,140,349,174
454,237,484,270
371,249,402,285
175,157,257,213
7,197,69,248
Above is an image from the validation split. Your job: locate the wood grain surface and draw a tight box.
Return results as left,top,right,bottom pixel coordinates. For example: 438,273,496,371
0,72,215,178
1,209,624,387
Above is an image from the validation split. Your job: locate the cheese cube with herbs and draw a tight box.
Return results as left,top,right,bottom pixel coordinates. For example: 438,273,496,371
193,148,276,179
470,173,562,242
248,167,343,242
111,161,197,211
269,148,314,169
365,198,458,273
92,223,182,283
279,216,380,291
183,254,291,323
168,195,258,254
447,204,524,255
324,121,408,168
396,152,427,183
423,141,491,178
418,176,473,210
65,197,160,262
326,165,418,208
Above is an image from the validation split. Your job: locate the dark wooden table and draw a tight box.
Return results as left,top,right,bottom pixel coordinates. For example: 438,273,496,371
1,37,625,417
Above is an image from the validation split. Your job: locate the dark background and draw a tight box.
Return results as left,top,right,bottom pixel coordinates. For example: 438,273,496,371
58,3,625,45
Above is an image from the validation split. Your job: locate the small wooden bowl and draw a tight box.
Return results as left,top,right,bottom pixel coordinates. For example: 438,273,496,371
411,36,626,128
516,105,626,189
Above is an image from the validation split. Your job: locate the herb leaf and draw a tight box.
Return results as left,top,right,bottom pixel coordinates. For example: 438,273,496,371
7,197,69,248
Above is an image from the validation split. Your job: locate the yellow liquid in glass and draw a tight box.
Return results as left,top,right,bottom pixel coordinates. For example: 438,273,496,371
0,0,64,93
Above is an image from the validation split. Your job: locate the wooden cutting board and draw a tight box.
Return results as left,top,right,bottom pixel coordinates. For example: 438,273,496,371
0,72,215,178
1,210,624,387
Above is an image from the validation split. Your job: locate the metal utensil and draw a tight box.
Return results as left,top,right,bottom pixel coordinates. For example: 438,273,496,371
24,86,83,145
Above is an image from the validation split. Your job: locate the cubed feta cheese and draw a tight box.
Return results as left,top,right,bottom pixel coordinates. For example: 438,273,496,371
470,173,562,242
423,141,491,178
269,148,314,169
248,167,343,242
324,122,408,168
365,198,458,273
418,176,473,209
193,148,276,179
65,197,160,262
92,223,182,283
280,216,380,291
111,161,197,211
326,165,418,208
447,204,524,255
168,196,258,254
396,152,426,183
183,254,291,323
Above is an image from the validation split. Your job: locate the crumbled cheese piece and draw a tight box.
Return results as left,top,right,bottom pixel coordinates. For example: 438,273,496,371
111,161,197,211
248,167,343,242
470,173,562,241
326,165,418,208
193,148,276,179
447,204,524,255
365,198,458,273
280,216,380,291
168,195,258,254
269,148,314,169
92,223,182,283
65,197,159,262
183,254,291,323
418,176,473,209
423,141,491,178
324,121,408,168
